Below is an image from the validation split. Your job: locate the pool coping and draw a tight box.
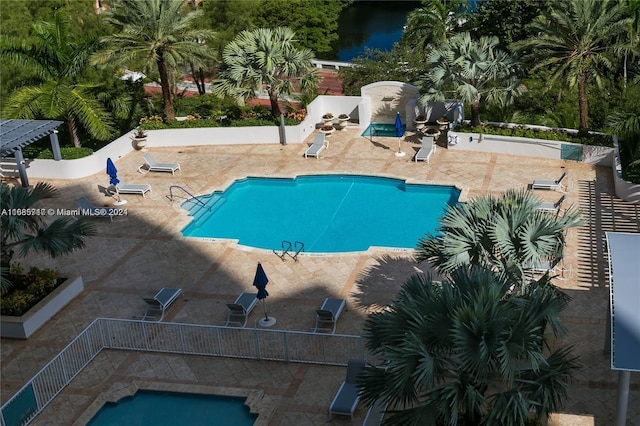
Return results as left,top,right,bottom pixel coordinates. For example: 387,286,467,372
73,380,274,426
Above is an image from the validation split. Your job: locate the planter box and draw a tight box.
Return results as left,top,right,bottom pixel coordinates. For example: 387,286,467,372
1,275,84,339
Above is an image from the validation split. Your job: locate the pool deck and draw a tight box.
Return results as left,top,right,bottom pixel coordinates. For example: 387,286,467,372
1,127,639,425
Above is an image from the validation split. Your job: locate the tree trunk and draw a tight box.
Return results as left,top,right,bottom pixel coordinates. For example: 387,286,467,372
577,72,589,137
470,97,481,127
189,62,206,96
67,117,81,148
156,51,175,121
269,89,281,118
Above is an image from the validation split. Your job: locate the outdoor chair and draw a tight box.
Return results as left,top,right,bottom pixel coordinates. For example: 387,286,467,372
538,194,566,214
223,292,258,327
138,153,181,175
531,171,567,192
329,359,367,420
304,133,328,158
136,288,183,321
75,196,113,221
414,136,435,163
116,182,151,197
313,298,346,334
524,258,571,280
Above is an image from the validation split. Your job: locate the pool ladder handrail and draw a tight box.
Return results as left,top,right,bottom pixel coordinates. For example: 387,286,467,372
273,240,304,262
168,185,210,210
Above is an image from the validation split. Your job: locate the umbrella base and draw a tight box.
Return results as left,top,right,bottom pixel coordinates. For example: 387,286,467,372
113,199,128,206
258,317,276,327
395,151,406,157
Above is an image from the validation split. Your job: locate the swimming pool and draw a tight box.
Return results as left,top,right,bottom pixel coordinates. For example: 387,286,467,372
361,123,406,137
86,391,256,426
182,175,459,253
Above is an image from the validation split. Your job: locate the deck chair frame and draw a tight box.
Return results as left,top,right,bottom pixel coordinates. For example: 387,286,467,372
116,183,152,197
138,153,181,175
414,136,435,163
223,292,258,327
137,288,183,321
304,133,328,158
531,171,567,192
313,298,345,334
329,359,367,420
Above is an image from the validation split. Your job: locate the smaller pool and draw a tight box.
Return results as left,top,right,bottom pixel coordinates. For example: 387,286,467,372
361,123,405,137
86,391,256,426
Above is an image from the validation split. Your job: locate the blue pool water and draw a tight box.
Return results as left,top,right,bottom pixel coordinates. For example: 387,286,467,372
182,175,459,253
86,391,256,426
361,123,406,137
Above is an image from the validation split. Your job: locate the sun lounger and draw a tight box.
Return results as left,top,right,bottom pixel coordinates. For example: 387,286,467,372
137,288,183,321
524,258,571,280
138,153,181,175
329,359,366,420
304,133,328,158
116,183,151,197
531,171,567,192
313,298,345,334
75,196,113,221
414,136,435,163
223,292,258,327
538,195,566,214
362,397,387,426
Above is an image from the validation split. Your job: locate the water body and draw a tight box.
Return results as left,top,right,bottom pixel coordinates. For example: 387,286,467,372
329,1,418,61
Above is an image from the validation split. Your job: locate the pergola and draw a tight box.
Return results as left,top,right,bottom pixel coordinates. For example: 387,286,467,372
0,119,64,188
605,232,640,426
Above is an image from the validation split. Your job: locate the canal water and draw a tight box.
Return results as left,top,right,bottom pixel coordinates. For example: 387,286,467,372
328,1,418,61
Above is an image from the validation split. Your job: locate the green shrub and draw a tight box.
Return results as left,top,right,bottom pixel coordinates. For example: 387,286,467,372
36,147,94,159
0,266,64,316
461,124,613,147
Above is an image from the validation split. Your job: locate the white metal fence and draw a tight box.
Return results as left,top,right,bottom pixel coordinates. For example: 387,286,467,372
0,318,366,426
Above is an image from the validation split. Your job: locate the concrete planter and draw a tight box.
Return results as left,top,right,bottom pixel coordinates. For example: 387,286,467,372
0,275,84,339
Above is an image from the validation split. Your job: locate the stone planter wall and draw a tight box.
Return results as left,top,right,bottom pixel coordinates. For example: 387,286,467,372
1,275,84,339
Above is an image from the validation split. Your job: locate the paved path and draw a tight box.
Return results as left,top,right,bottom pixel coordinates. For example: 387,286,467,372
1,129,639,425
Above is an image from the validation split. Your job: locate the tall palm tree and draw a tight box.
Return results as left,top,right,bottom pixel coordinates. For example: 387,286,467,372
512,0,633,136
1,182,96,293
418,32,521,126
1,12,113,147
359,267,579,426
211,27,321,118
416,189,583,287
93,0,216,121
401,0,466,52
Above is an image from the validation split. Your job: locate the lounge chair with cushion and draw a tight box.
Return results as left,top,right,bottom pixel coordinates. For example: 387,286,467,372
362,398,387,426
414,136,435,163
329,359,367,420
313,298,346,334
531,171,567,192
304,133,328,158
223,292,258,327
137,288,183,321
538,194,566,214
116,182,151,197
75,196,113,221
138,153,181,175
524,258,571,280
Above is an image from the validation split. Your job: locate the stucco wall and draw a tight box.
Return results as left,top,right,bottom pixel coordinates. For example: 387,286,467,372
361,81,419,125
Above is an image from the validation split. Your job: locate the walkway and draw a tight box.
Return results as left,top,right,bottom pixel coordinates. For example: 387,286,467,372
1,129,638,425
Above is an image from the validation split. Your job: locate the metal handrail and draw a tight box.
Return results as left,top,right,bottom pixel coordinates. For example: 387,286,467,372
169,185,209,210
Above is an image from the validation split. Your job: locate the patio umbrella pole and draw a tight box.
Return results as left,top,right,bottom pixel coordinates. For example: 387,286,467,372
263,299,268,320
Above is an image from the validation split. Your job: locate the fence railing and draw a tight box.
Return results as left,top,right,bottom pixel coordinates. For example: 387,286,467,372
0,318,365,426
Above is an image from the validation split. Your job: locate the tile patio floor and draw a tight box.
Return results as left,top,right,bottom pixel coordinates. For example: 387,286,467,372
1,127,639,425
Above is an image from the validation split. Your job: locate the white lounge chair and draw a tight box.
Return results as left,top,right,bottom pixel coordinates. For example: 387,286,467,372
531,171,567,192
304,133,328,158
138,153,181,175
137,288,183,321
329,359,366,420
116,183,151,197
414,136,435,163
75,197,113,221
538,195,566,214
524,258,571,280
223,292,258,327
313,298,345,334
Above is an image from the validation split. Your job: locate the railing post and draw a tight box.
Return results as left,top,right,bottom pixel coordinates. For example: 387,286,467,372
283,332,289,362
254,328,261,360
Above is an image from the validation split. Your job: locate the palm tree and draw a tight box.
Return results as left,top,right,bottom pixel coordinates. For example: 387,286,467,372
416,189,583,287
1,12,113,147
93,0,216,121
211,27,321,118
512,0,633,136
358,267,579,426
401,0,465,52
418,32,521,126
1,182,96,293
